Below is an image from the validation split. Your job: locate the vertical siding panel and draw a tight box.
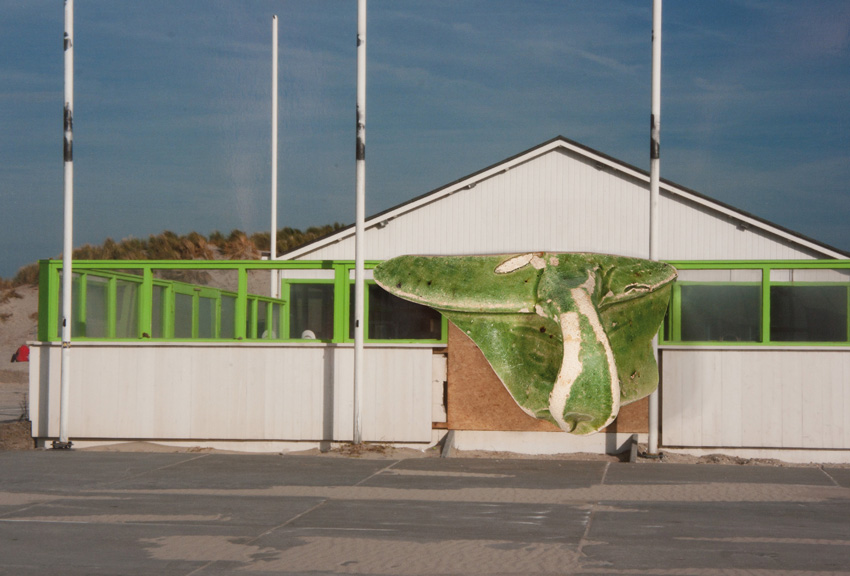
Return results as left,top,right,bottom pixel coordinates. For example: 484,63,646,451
699,352,720,446
740,351,764,447
720,352,743,447
683,352,704,446
304,148,822,262
824,352,843,448
780,353,804,448
660,351,683,445
760,352,783,446
802,353,825,448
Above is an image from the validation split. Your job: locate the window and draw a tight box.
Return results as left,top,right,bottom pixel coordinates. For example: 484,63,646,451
679,284,761,342
115,280,139,338
198,296,216,338
85,276,110,338
220,295,236,339
289,283,334,339
349,283,443,341
174,293,193,338
771,285,847,342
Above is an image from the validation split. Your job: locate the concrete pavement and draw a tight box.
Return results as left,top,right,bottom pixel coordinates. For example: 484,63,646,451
1,450,849,575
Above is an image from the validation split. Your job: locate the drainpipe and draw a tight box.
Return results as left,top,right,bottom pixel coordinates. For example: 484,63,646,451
55,0,74,450
647,0,662,456
353,0,367,445
270,15,279,298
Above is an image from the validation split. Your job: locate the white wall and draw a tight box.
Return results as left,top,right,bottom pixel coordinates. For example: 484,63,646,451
293,149,827,263
29,343,435,444
662,347,850,449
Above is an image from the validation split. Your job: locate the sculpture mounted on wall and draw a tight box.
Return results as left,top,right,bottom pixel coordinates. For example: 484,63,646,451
374,253,677,435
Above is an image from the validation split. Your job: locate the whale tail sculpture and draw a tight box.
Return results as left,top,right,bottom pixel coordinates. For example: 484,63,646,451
374,253,676,435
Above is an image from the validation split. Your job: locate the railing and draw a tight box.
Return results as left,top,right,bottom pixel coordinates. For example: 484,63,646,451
38,259,447,344
661,259,850,346
39,258,849,347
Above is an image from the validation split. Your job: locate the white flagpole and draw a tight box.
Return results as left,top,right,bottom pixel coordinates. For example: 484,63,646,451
647,0,662,456
56,0,75,449
353,0,367,445
270,15,279,298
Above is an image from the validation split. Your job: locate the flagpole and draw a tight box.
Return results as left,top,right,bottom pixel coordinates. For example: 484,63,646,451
56,0,75,450
353,0,367,445
270,15,279,298
647,0,662,456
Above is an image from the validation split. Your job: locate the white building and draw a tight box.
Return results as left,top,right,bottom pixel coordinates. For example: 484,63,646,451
30,137,850,462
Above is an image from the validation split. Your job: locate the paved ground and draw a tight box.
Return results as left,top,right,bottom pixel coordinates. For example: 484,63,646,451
1,451,849,575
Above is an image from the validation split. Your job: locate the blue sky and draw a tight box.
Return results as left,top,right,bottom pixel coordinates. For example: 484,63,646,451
2,1,849,277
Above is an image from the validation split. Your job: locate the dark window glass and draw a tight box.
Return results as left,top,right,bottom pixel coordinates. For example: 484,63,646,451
289,284,334,339
679,285,760,342
198,296,215,338
151,285,165,338
220,295,235,339
770,286,847,342
174,293,193,338
349,284,442,340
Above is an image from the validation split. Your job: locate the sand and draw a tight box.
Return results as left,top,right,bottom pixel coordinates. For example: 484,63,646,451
0,285,36,427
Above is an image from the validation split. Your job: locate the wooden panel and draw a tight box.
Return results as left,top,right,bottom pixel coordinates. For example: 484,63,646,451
447,322,558,432
662,349,850,449
447,322,649,433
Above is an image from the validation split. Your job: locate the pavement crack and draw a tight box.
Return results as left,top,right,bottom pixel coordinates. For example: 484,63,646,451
818,465,841,487
599,461,611,485
353,458,402,487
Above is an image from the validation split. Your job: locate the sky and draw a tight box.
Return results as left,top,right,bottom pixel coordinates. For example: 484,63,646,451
2,0,849,278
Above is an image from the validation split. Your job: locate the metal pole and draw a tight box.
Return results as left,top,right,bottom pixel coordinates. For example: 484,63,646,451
647,0,662,456
353,0,367,445
56,0,74,450
270,15,279,298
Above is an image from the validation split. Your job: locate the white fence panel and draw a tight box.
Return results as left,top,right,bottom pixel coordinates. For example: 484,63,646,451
662,348,850,449
29,343,434,444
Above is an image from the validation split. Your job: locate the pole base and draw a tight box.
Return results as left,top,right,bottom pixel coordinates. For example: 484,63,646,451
51,440,73,450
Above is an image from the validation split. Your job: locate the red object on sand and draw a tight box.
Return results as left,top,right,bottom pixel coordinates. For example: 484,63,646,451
11,344,29,363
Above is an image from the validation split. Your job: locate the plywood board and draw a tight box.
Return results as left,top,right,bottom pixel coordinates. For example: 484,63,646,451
447,322,648,433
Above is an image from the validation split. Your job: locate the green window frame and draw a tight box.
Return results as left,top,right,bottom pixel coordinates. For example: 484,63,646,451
661,261,850,347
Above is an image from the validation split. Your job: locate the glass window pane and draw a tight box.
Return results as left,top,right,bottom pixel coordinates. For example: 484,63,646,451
270,303,281,339
257,303,268,339
220,295,235,339
174,293,193,338
85,276,109,338
289,284,334,339
770,285,847,342
198,296,215,338
57,272,85,337
679,285,761,342
151,285,165,338
114,280,138,338
367,284,442,340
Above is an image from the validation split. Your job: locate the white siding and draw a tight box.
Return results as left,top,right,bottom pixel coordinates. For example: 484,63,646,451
662,348,850,449
29,343,434,443
294,149,828,263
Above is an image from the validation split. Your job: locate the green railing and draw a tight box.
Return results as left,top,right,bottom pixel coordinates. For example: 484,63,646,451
38,259,447,344
661,260,850,346
38,258,850,347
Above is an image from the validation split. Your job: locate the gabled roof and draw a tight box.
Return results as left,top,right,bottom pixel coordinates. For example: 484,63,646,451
281,136,849,260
